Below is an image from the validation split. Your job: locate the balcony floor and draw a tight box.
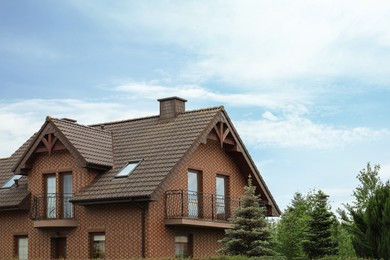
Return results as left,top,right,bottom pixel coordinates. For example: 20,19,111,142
164,218,232,229
33,219,78,228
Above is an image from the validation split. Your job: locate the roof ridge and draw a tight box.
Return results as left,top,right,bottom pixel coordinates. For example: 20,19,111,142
49,117,111,135
89,106,223,127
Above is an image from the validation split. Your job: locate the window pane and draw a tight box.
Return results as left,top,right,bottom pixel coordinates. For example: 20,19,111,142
175,235,189,258
216,176,225,196
18,237,28,260
1,175,22,189
187,171,198,192
92,234,105,259
187,171,198,218
46,176,56,219
216,176,226,218
62,174,73,218
116,161,141,177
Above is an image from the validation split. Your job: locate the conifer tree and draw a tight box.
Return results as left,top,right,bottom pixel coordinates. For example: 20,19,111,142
218,175,275,256
303,190,338,258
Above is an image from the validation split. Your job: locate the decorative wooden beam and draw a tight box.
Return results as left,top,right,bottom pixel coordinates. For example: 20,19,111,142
41,133,58,156
213,122,232,148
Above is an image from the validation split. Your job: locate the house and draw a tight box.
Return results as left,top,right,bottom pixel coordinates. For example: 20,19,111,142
0,97,280,259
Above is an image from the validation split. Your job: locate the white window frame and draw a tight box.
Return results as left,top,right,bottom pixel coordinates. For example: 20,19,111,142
115,160,142,178
16,236,28,260
1,175,22,189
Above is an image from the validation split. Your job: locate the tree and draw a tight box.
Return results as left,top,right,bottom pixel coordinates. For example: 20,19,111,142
362,184,390,259
218,175,275,257
353,163,382,210
339,163,387,258
275,192,310,259
332,220,356,257
303,190,338,259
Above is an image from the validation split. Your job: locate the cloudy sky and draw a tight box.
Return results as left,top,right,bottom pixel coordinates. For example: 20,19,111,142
1,0,390,212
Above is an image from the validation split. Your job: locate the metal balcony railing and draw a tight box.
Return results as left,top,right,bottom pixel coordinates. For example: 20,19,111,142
165,190,240,221
30,193,74,220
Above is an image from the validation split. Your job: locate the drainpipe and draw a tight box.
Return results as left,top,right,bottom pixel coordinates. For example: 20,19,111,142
141,206,146,258
131,201,148,258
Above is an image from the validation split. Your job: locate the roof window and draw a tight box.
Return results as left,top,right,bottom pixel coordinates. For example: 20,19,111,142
115,161,142,178
1,175,23,189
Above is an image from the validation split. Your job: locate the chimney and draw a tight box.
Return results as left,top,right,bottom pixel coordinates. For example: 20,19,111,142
158,97,187,120
61,118,77,123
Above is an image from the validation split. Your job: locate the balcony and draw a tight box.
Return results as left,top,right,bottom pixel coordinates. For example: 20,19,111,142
30,193,78,228
164,190,240,229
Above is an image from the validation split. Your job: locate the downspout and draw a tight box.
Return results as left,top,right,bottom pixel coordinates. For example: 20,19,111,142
131,201,148,258
141,205,146,258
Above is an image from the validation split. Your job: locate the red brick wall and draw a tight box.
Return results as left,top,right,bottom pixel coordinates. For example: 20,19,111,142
0,139,249,259
145,140,248,258
0,149,143,259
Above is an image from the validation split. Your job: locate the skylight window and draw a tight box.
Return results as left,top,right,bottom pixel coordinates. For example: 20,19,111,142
115,161,142,178
1,175,23,189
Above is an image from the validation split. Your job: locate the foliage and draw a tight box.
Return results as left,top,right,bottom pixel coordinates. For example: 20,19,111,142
219,175,275,257
275,190,337,259
339,162,390,258
332,221,356,257
302,190,338,259
275,192,310,259
353,163,382,210
363,184,390,258
206,256,286,260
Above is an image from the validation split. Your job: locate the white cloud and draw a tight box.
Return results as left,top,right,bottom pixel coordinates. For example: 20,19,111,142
235,113,390,149
114,81,311,111
70,0,390,87
0,99,154,157
262,111,279,122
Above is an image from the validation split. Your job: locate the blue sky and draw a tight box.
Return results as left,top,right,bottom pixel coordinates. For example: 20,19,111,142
1,0,390,212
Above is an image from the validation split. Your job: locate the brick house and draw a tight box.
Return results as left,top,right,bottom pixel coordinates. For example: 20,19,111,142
0,97,280,259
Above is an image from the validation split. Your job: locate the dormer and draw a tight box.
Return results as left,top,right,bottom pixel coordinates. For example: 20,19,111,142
13,117,113,175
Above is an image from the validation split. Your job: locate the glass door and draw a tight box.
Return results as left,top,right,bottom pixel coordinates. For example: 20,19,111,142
62,173,73,218
187,171,198,218
216,176,226,220
46,175,56,219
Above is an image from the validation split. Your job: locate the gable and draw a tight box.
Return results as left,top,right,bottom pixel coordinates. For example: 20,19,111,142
0,136,33,210
13,117,113,175
150,108,280,216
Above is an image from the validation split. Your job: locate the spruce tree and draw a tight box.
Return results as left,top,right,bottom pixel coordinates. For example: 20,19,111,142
303,190,338,259
219,175,275,256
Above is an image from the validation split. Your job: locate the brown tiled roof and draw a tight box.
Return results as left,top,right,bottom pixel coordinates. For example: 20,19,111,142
50,118,113,168
0,136,33,210
1,105,280,215
72,107,221,203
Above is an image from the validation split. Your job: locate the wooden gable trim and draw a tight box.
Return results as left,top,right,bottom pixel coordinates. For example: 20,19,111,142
12,118,88,174
218,110,281,216
209,122,238,149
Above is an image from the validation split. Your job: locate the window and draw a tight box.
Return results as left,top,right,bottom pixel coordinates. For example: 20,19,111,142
91,233,105,259
216,175,227,219
115,160,142,178
45,173,73,219
61,173,73,218
46,175,56,219
16,236,28,260
188,170,199,218
1,175,22,189
175,235,192,258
